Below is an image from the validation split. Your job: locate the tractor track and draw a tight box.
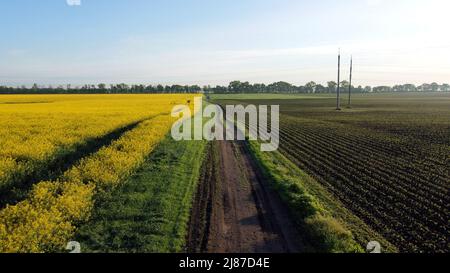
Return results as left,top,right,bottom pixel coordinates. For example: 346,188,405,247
187,140,303,253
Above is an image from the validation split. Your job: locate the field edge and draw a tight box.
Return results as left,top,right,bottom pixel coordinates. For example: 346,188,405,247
247,140,398,253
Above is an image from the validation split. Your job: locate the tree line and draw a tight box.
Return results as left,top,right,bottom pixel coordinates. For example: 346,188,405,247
0,81,449,94
0,83,202,94
204,81,450,94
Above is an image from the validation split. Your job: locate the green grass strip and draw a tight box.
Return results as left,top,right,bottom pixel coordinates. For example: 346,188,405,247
75,135,207,253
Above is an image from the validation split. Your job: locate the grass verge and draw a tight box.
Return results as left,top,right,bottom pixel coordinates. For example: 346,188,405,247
75,135,207,253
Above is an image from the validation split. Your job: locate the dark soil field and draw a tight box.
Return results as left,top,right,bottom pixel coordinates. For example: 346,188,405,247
213,92,450,253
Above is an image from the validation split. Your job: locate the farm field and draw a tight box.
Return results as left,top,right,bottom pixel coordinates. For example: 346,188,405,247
0,94,197,252
209,93,334,100
0,95,191,204
212,92,450,253
0,92,448,253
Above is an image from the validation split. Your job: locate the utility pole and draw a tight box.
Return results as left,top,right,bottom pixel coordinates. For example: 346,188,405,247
348,55,353,108
336,49,341,110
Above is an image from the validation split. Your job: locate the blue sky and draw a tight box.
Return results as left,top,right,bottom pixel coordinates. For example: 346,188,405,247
1,0,449,86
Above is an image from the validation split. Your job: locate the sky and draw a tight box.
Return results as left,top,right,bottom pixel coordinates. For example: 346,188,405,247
1,0,449,87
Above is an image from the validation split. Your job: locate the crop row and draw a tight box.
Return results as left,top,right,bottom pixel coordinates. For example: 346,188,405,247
281,124,448,204
279,119,449,252
280,128,447,232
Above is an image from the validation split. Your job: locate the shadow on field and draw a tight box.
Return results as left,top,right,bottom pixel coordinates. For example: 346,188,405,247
0,117,151,209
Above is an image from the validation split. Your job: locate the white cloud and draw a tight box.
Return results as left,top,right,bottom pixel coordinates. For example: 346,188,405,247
66,0,81,6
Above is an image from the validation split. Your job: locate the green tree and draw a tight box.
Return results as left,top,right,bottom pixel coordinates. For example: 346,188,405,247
315,84,326,93
305,81,317,93
340,80,350,90
431,82,439,92
327,81,337,93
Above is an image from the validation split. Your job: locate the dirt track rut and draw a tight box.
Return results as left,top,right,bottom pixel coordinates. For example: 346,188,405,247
188,140,303,253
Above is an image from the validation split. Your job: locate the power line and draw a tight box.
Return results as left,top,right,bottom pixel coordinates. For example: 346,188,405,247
336,49,341,110
348,55,353,108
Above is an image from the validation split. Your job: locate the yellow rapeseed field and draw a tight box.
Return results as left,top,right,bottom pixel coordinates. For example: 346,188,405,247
0,95,189,190
0,94,197,252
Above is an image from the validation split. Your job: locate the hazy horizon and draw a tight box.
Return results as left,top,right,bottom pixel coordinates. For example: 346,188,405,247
1,0,450,87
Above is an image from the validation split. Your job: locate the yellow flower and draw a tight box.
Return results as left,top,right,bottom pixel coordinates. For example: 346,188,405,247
0,94,198,253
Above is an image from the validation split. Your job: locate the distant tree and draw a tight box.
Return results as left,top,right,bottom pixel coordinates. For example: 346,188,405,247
110,84,116,93
156,84,164,93
419,83,431,92
315,84,326,93
354,85,364,93
340,80,350,90
168,85,182,93
187,85,201,93
267,81,290,93
431,82,439,92
305,81,317,93
113,83,129,92
327,81,337,93
202,85,211,93
253,83,266,93
212,85,227,93
144,85,154,93
2,80,446,94
403,84,417,92
228,81,242,93
373,86,392,93
241,82,252,93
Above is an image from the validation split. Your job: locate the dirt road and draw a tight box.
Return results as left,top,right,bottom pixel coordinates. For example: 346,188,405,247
187,140,304,253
